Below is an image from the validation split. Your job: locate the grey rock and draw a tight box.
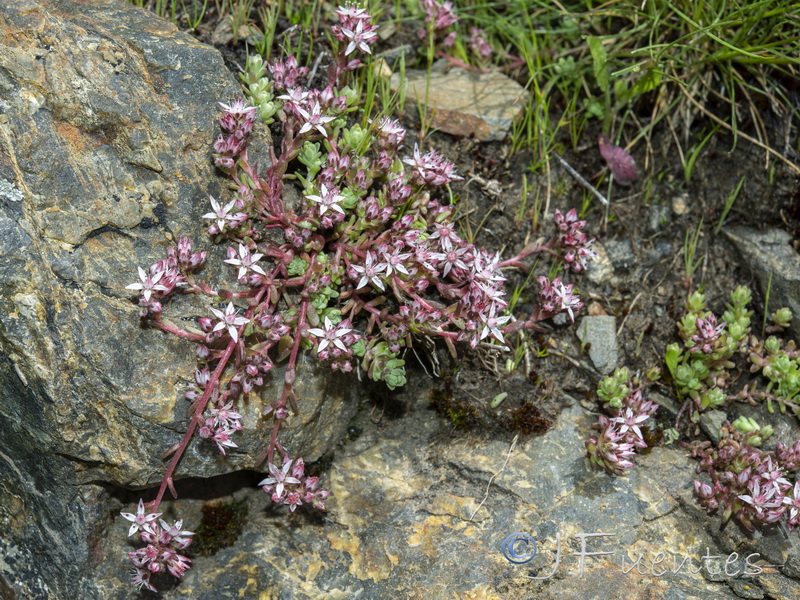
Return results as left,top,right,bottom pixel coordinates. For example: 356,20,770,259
780,554,800,578
644,239,675,265
552,312,569,326
390,64,528,141
577,316,618,374
604,239,636,271
651,390,681,418
379,43,415,66
700,410,728,444
0,178,24,202
586,242,614,284
728,578,765,599
146,400,769,599
0,2,355,598
759,572,800,600
725,226,800,341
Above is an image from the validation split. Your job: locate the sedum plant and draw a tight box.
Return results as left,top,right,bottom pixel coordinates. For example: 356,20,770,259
666,286,799,425
415,0,494,69
665,287,753,425
690,419,800,533
586,367,660,475
661,286,800,533
744,307,800,417
119,5,595,592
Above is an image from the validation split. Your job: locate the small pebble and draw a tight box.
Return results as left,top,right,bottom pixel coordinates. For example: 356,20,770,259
672,193,690,215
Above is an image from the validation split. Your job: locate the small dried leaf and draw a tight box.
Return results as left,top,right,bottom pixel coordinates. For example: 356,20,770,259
443,336,458,358
287,388,299,414
276,334,293,362
598,134,638,186
167,477,178,499
162,442,181,460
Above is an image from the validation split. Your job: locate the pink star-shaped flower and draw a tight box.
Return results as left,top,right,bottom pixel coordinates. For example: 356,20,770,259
120,499,162,537
210,303,249,342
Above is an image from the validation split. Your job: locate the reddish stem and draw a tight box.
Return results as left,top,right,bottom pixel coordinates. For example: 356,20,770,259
183,277,218,296
149,337,237,512
434,50,492,74
149,318,206,342
148,285,268,511
497,242,551,269
227,289,260,298
258,298,310,467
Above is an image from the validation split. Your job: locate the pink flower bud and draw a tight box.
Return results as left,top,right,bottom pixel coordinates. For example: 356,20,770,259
148,561,164,574
214,156,235,170
291,458,305,479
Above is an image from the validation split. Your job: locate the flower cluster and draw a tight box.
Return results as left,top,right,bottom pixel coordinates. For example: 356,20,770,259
373,116,406,150
585,368,659,475
122,5,595,591
664,285,800,534
537,276,582,322
418,0,459,47
125,237,207,316
268,55,308,90
468,27,493,62
403,144,464,186
213,100,257,169
690,421,800,532
121,500,194,592
330,5,379,57
307,316,361,371
553,208,597,272
198,400,243,454
666,286,800,432
325,5,379,78
203,196,249,236
259,457,330,512
690,313,726,354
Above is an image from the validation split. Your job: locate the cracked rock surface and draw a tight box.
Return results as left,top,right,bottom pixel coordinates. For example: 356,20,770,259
131,393,799,600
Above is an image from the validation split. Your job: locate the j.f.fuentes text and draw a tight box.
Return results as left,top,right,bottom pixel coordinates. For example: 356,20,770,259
501,532,780,579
